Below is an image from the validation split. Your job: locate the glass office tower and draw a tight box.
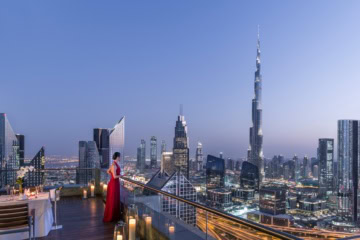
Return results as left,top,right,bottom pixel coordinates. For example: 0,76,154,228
161,140,166,154
337,120,360,223
26,147,45,187
137,139,146,172
94,117,125,169
94,128,110,168
0,113,20,187
150,136,157,168
77,141,100,184
16,134,25,167
161,172,197,226
240,161,259,190
206,155,225,190
109,117,125,169
318,138,334,197
161,152,174,175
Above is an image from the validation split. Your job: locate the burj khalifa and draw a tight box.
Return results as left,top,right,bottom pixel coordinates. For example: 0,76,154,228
248,28,264,183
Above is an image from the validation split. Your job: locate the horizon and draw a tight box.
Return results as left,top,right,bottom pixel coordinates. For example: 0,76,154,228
1,1,360,158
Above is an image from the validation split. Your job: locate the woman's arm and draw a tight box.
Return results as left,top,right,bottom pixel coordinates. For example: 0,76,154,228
110,164,121,179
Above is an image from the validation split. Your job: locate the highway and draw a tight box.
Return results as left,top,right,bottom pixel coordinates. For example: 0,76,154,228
196,209,358,240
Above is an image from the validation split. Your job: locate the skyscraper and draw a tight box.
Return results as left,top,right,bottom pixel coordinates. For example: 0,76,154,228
0,113,20,187
259,187,286,215
109,117,125,169
137,139,146,172
337,120,360,223
94,117,125,169
268,155,284,179
248,28,264,182
94,128,109,168
16,134,25,167
283,160,295,181
294,155,301,183
318,138,334,197
161,172,197,226
161,140,166,154
25,147,45,187
302,155,310,179
173,110,190,179
240,161,259,190
195,142,203,172
161,152,174,174
206,155,225,190
150,136,157,168
77,141,100,185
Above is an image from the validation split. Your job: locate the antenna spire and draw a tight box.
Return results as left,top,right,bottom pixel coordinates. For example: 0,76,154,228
180,104,183,116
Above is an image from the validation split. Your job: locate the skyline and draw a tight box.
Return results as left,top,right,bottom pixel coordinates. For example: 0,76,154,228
1,1,360,158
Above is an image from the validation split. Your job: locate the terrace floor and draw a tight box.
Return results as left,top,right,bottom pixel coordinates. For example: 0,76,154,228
38,197,115,240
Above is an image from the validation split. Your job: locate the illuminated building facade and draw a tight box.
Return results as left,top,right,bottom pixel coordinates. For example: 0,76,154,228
0,113,20,187
25,147,45,187
318,138,334,197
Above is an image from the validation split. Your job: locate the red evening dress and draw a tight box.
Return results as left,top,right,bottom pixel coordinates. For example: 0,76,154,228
103,162,121,222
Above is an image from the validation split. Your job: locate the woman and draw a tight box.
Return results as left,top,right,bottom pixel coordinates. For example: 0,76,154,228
103,152,121,222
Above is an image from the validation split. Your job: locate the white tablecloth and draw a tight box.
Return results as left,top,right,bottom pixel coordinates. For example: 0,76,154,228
0,193,54,240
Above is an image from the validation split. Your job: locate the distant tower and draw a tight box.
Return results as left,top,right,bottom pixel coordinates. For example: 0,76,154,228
94,117,125,169
318,138,334,197
173,106,190,179
337,120,360,222
137,139,146,172
161,152,174,174
25,147,45,187
77,141,100,184
150,136,157,168
16,134,25,167
219,152,223,159
248,26,264,182
0,113,20,187
302,155,310,179
195,142,203,171
161,140,167,154
206,155,225,190
294,155,300,183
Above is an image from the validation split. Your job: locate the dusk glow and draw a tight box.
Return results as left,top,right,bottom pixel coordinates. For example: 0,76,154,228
1,1,360,159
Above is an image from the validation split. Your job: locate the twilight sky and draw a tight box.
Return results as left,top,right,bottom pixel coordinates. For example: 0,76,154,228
1,1,360,159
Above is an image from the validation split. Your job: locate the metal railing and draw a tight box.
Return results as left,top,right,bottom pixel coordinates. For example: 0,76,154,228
2,168,360,239
120,175,301,240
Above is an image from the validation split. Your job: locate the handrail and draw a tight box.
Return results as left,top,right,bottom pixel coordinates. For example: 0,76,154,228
339,236,360,240
120,176,301,240
0,168,95,171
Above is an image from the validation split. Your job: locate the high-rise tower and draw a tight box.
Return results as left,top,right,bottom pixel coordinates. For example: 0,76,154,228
77,141,100,184
173,107,190,179
195,142,203,172
161,140,167,154
94,117,125,169
137,139,146,172
337,120,360,223
26,147,45,187
0,113,20,187
150,136,157,168
318,138,334,197
248,27,264,183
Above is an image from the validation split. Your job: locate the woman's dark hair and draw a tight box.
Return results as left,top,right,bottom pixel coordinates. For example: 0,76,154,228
112,152,121,160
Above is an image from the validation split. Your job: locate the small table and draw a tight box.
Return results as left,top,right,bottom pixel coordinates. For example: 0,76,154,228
0,193,54,240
